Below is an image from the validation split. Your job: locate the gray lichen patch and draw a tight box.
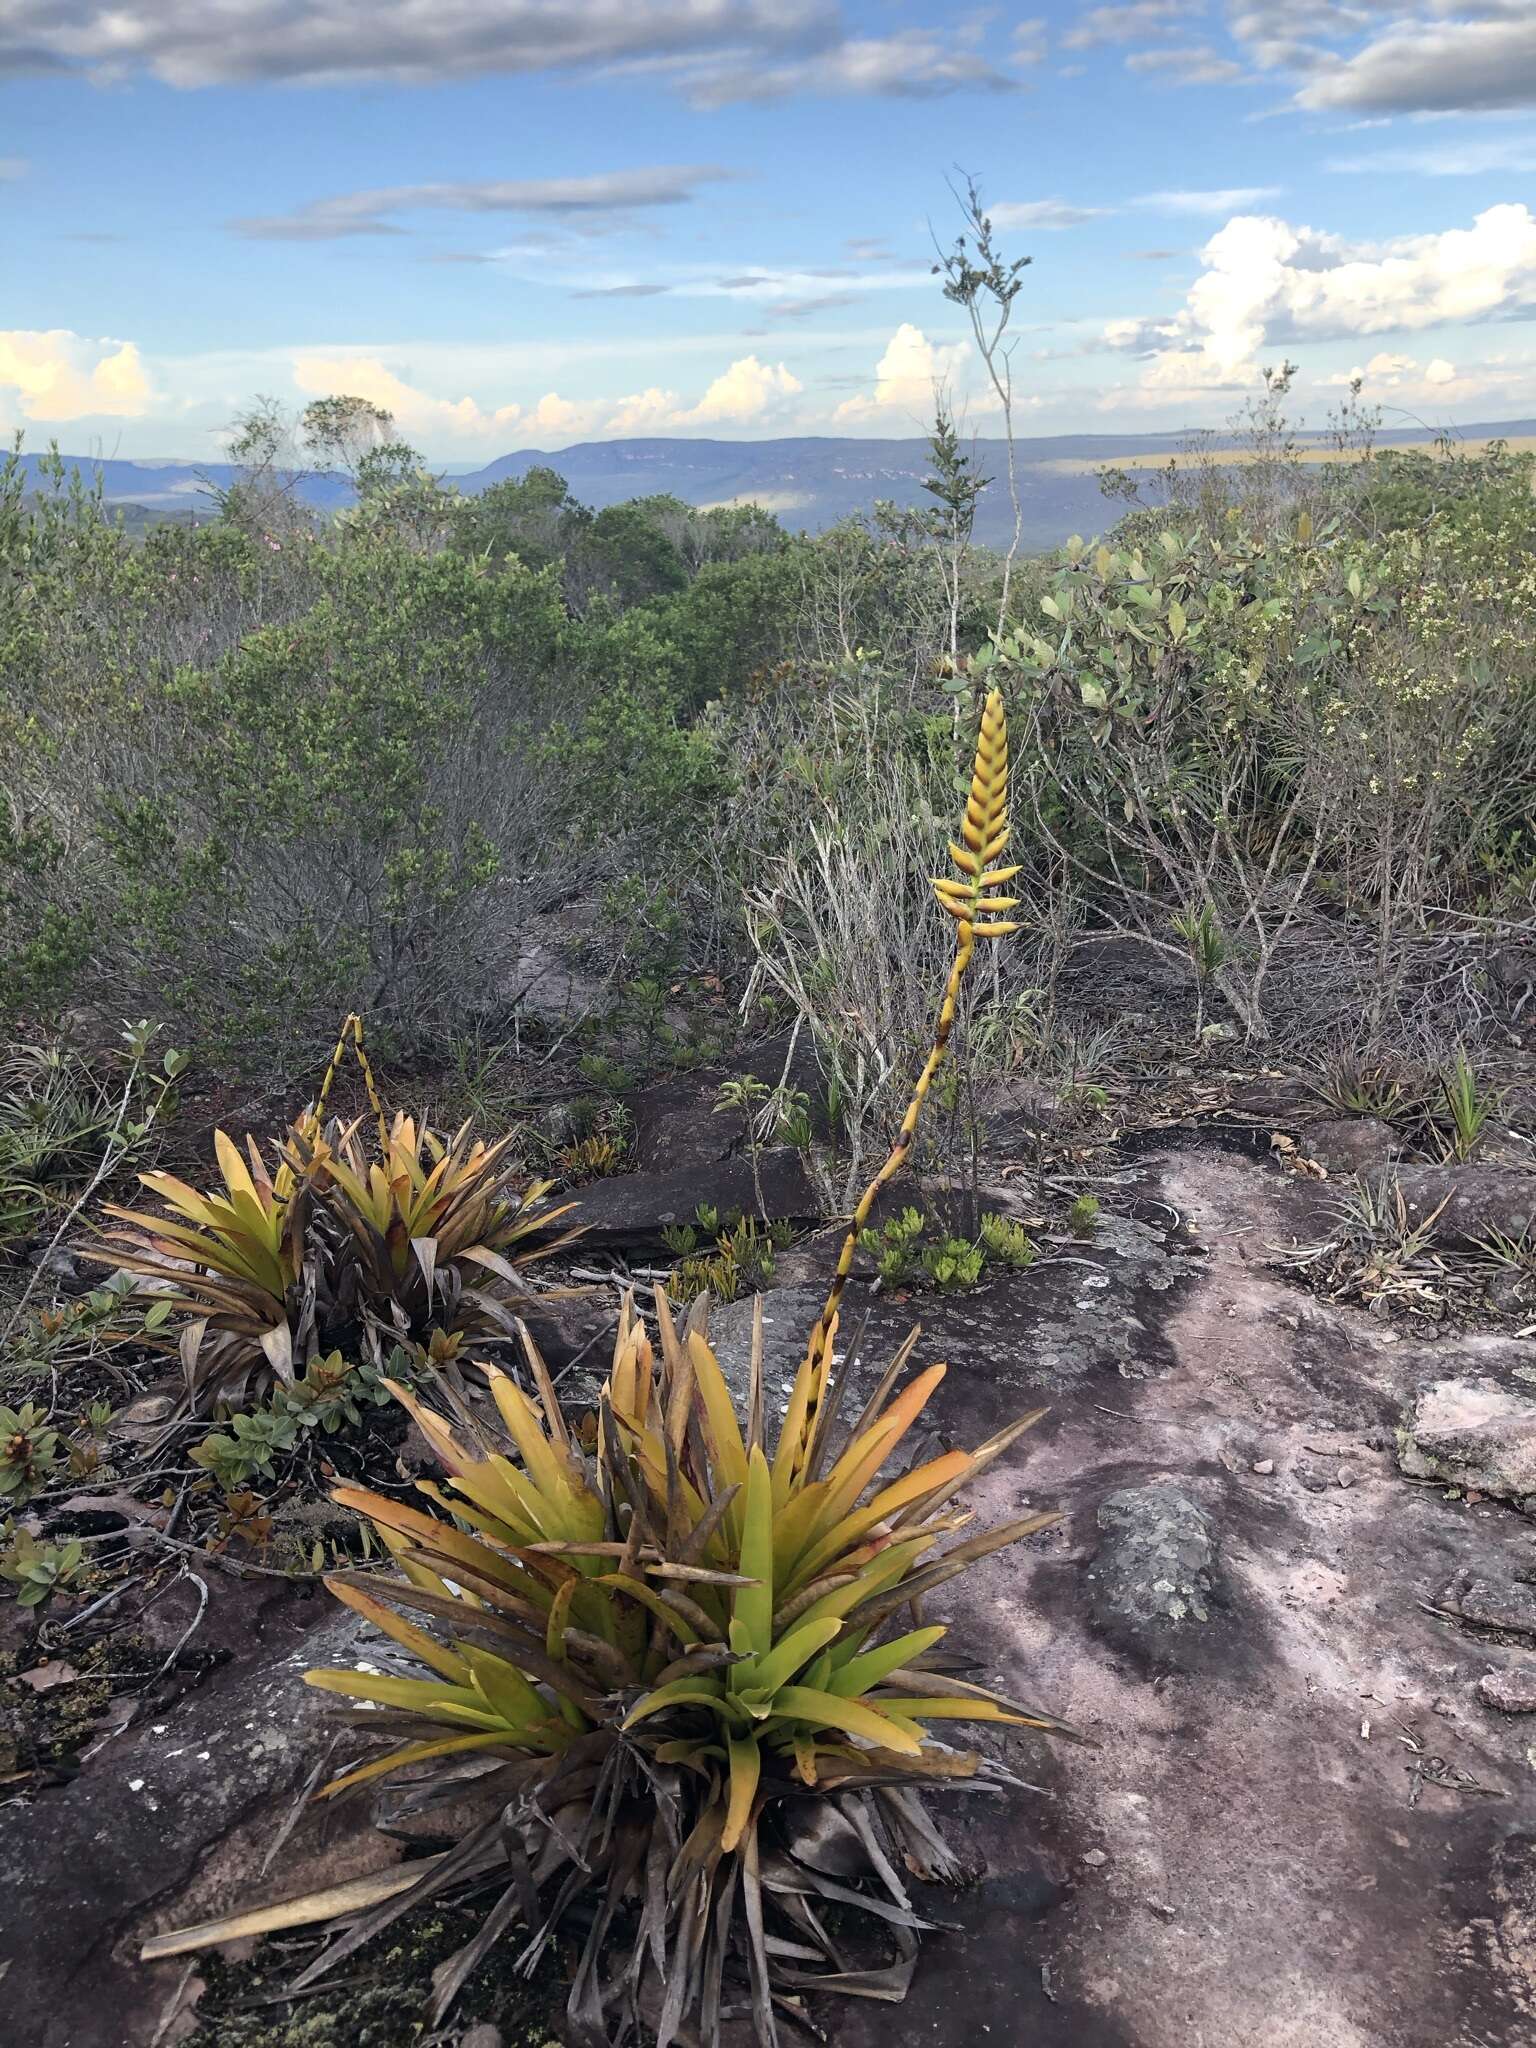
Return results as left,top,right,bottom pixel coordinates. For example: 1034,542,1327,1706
1088,1484,1220,1639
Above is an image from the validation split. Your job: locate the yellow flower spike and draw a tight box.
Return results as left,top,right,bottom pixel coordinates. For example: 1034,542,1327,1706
786,690,1023,1483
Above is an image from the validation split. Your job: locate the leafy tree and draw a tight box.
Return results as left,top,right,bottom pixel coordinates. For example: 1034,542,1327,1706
451,465,575,573
566,500,689,611
300,395,395,481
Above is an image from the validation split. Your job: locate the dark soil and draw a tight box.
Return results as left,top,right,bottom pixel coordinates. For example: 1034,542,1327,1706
194,1905,567,2048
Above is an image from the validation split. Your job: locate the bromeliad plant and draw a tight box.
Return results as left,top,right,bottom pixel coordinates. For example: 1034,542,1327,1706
291,1105,573,1336
157,693,1070,2045
88,1017,578,1408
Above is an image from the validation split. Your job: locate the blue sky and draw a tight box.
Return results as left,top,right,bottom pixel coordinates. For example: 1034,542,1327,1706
3,1,1535,458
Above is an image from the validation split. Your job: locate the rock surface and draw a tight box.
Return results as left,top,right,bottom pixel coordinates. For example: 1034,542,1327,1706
1393,1165,1536,1252
826,1141,1536,2048
0,1595,394,2048
1478,1668,1536,1712
624,1030,822,1175
1443,1567,1536,1638
1087,1484,1220,1651
1398,1374,1536,1507
536,1146,819,1252
1302,1115,1401,1176
13,1131,1536,2048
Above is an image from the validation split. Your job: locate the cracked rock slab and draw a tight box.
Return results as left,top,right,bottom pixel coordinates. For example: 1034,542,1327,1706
1399,1375,1536,1509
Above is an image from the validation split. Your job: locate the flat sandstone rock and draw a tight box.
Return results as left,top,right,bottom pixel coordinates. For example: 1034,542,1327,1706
1398,1374,1536,1508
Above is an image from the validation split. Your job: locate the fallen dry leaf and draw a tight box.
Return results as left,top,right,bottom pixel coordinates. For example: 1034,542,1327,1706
14,1660,81,1693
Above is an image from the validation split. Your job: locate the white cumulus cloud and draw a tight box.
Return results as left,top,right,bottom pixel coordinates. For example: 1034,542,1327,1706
992,198,1111,231
0,329,152,422
834,323,973,422
289,349,801,447
292,354,524,439
1290,5,1536,117
234,166,735,241
601,357,802,431
678,355,802,424
1103,203,1536,405
1135,187,1284,217
0,3,1027,107
1325,348,1526,406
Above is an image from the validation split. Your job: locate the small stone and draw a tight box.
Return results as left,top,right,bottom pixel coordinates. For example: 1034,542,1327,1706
1303,1117,1401,1177
1082,1849,1108,1866
119,1392,176,1429
1335,1464,1357,1488
460,2028,505,2048
1252,1459,1275,1475
1478,1670,1536,1714
1293,1461,1328,1494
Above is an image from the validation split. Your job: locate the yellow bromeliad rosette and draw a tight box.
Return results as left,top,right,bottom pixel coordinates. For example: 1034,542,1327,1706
164,690,1074,2048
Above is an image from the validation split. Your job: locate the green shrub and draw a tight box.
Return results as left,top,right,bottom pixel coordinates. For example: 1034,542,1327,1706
0,1528,87,1606
2,516,565,1068
0,1401,62,1502
189,1352,396,1489
980,1211,1038,1269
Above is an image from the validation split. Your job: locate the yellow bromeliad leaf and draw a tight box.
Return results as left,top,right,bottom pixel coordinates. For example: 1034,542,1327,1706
685,1330,749,1512
213,1128,262,1208
868,1695,1032,1725
375,1522,459,1603
622,1678,732,1731
463,1646,554,1733
733,1616,843,1707
721,1736,761,1853
304,1668,506,1729
825,1626,946,1697
790,1534,935,1634
323,1577,472,1687
770,1686,922,1755
319,1729,516,1800
328,1486,531,1597
782,1450,974,1595
601,1572,704,1647
484,1367,585,1508
733,1445,775,1657
803,1363,948,1547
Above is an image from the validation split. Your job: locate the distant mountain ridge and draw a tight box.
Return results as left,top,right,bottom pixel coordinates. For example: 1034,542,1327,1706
16,420,1535,553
